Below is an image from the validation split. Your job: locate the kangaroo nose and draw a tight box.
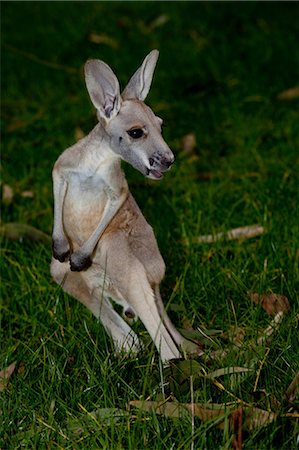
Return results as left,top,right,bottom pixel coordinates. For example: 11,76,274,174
163,158,172,169
150,151,175,169
162,154,174,168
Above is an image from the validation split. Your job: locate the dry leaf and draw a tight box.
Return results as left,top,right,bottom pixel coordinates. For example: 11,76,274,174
74,127,85,141
129,400,187,419
149,14,169,30
284,372,299,403
88,33,119,49
0,222,51,245
232,408,243,450
129,399,277,432
17,362,26,375
21,190,34,198
206,367,253,379
190,224,264,244
138,15,169,34
277,86,299,101
181,132,197,156
243,407,277,431
231,407,277,446
256,312,284,346
129,400,227,423
249,292,291,316
0,361,17,391
185,403,228,424
2,184,14,205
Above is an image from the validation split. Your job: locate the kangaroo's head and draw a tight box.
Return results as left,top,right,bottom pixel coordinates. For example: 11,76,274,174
84,50,174,180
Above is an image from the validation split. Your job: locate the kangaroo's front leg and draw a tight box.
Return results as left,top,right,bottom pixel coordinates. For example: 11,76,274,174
52,167,70,262
70,186,128,272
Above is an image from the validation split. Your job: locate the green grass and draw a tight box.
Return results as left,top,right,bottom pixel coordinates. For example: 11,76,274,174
1,2,298,449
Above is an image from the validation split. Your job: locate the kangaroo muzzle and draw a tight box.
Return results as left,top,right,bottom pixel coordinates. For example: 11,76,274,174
147,150,175,180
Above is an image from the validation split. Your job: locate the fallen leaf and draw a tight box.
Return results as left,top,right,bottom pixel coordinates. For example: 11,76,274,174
181,132,197,156
249,292,291,316
189,224,264,245
256,312,284,346
138,15,169,34
88,33,119,49
17,362,26,375
185,403,228,424
232,408,243,450
206,367,253,379
74,127,85,141
2,184,14,205
277,86,299,101
243,407,277,432
231,407,277,447
0,222,51,245
129,399,188,419
284,372,299,403
149,14,169,30
129,399,277,432
129,400,228,423
0,361,17,391
21,190,34,198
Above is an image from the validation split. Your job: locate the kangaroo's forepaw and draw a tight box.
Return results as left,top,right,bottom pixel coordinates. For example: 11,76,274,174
52,238,70,262
70,251,92,272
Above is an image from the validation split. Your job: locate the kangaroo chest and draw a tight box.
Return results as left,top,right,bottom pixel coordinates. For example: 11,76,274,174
63,153,123,244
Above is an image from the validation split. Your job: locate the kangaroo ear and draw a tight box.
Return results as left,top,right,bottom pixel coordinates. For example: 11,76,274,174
122,50,159,101
84,60,121,120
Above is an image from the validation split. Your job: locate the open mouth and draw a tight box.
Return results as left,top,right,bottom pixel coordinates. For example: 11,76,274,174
147,168,164,180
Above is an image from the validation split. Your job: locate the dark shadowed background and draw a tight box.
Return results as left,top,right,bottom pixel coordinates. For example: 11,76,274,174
1,2,298,448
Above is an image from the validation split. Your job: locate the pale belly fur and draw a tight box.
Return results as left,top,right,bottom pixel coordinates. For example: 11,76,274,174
63,181,107,247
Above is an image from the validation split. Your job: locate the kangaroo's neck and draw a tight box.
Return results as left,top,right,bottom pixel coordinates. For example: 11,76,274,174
75,123,128,194
87,122,116,157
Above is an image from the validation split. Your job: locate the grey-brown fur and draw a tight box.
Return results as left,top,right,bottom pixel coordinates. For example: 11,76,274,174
51,50,199,361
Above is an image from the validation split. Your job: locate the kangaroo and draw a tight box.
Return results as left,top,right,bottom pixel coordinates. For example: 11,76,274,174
50,50,199,362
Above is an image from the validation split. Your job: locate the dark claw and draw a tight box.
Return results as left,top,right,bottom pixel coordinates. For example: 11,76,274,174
125,307,135,319
70,253,92,272
52,240,70,262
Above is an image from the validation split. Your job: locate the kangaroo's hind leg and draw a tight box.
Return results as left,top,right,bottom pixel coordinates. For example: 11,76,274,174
98,234,183,362
129,222,200,356
50,258,141,355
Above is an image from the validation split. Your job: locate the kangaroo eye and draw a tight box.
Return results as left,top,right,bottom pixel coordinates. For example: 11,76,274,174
127,128,144,139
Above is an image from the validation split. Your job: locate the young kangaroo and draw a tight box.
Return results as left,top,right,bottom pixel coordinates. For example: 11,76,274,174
51,50,198,362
